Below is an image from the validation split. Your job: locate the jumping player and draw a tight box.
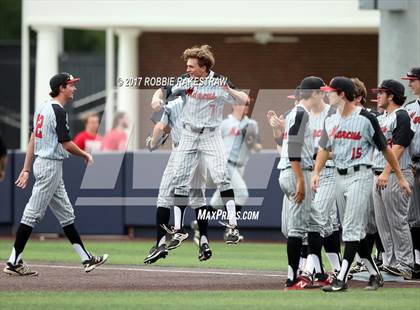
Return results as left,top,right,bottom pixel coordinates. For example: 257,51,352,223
3,73,108,276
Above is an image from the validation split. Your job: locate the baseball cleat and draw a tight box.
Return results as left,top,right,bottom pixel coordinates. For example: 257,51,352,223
308,272,332,288
364,274,384,290
224,226,242,244
167,229,189,251
322,278,348,292
3,261,38,276
284,276,311,290
383,265,412,280
144,245,168,265
350,262,367,274
412,264,420,279
198,243,212,261
83,254,108,273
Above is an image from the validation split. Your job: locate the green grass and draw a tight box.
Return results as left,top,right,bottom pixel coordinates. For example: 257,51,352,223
0,239,286,270
0,290,419,310
1,239,419,310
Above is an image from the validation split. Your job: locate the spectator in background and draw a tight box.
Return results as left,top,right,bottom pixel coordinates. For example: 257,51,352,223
102,112,129,151
74,112,102,152
0,132,7,181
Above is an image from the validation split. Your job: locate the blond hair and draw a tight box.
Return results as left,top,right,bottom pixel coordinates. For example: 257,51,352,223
182,45,215,71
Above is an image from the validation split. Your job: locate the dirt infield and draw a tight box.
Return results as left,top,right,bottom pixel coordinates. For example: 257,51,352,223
1,264,419,291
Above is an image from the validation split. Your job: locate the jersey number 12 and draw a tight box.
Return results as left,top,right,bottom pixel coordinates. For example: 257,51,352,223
35,114,44,138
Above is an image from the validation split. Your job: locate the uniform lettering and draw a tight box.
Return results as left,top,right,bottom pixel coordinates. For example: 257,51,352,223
35,114,44,138
334,131,362,140
312,129,322,138
351,147,362,160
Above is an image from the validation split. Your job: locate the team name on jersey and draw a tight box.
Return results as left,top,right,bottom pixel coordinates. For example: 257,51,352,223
330,126,362,140
312,129,322,138
409,112,420,124
228,127,242,136
186,88,217,100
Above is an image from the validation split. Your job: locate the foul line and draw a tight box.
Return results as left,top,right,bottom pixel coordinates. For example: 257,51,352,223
31,264,285,278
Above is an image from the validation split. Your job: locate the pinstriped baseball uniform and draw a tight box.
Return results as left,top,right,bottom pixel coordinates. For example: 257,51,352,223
278,103,313,238
404,99,420,228
210,115,260,207
21,99,75,227
372,108,415,270
157,97,206,209
319,106,387,242
308,104,338,238
168,71,237,197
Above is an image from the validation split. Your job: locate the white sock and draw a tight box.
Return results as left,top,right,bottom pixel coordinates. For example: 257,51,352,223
158,236,166,247
310,254,323,274
326,252,341,272
337,259,349,282
415,250,420,265
304,254,315,274
8,248,22,265
288,265,295,281
226,200,237,226
361,258,378,275
72,244,91,262
200,235,208,246
174,206,182,230
299,257,307,271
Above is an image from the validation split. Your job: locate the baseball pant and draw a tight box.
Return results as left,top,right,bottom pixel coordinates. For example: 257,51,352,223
278,168,312,238
373,170,414,269
173,127,231,196
308,167,336,237
408,164,420,228
157,147,206,209
364,191,378,235
210,163,248,208
335,166,373,242
21,157,75,228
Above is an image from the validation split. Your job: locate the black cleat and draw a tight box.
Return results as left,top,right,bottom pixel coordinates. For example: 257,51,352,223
144,245,168,265
83,254,109,273
3,261,38,276
198,243,212,261
364,274,384,290
322,277,348,292
167,229,189,251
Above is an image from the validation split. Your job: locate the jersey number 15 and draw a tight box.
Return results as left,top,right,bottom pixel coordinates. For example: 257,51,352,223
351,147,362,160
35,114,44,138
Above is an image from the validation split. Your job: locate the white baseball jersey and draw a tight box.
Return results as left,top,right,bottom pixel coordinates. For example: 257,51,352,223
404,99,420,157
160,97,184,144
33,99,71,160
167,70,236,128
220,114,259,166
372,108,414,170
310,105,335,167
278,103,314,170
319,106,387,169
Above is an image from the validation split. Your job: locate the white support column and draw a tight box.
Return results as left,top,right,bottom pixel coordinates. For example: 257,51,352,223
20,17,30,150
105,28,115,132
33,26,61,110
116,28,141,149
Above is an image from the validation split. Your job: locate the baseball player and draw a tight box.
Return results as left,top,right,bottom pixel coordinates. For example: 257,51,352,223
278,76,326,290
313,76,411,292
153,45,249,244
350,78,385,273
3,73,108,276
371,79,415,280
402,67,420,278
209,100,262,239
144,96,212,264
267,86,311,276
